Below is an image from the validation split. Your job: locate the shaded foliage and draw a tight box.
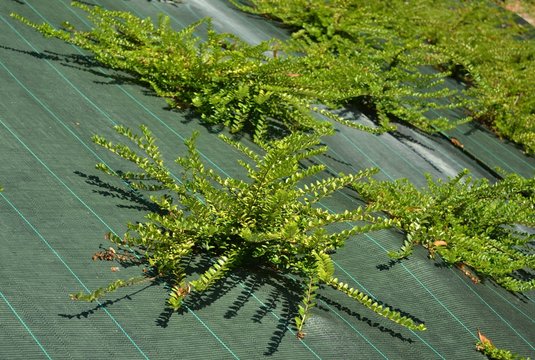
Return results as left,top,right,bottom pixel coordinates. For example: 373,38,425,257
234,0,535,152
355,169,535,291
69,124,425,336
12,1,391,141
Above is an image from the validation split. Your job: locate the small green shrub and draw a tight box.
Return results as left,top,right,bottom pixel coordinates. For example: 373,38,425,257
234,0,535,153
354,169,535,292
70,125,426,337
12,2,390,141
13,1,472,139
232,0,473,133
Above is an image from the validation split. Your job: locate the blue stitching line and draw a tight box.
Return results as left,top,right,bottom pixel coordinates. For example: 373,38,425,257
450,128,517,173
484,286,535,324
0,108,115,233
0,192,149,360
185,306,241,360
318,301,390,360
449,127,535,172
69,1,422,350
336,123,464,184
0,112,238,360
422,109,535,172
427,102,534,172
23,1,231,178
0,290,53,360
448,270,535,350
7,7,380,360
362,234,477,341
296,152,444,357
0,9,485,356
285,274,390,360
0,111,240,358
0,9,274,358
0,66,109,167
318,199,461,356
228,276,323,359
447,128,533,174
340,125,465,179
222,140,396,356
89,0,535,353
337,132,396,181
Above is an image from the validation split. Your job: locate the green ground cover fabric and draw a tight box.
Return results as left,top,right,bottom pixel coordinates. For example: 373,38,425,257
0,1,533,359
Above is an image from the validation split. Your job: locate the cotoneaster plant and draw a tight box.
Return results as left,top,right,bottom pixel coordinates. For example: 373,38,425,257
233,0,535,153
12,2,389,142
354,170,535,292
12,1,473,141
69,125,426,338
231,0,474,134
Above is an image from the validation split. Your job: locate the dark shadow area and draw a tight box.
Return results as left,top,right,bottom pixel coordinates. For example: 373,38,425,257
462,120,487,137
224,273,262,319
317,294,414,343
174,265,302,356
155,305,175,328
320,150,354,168
73,0,99,6
459,118,535,157
147,0,181,6
68,157,445,356
245,272,301,356
390,129,436,152
337,98,436,137
338,185,369,204
262,283,298,356
303,157,341,179
433,261,452,270
179,274,242,314
1,45,296,142
58,275,164,320
407,146,445,175
49,51,142,87
74,171,160,213
0,45,62,60
500,283,533,304
10,0,25,4
176,108,229,136
376,259,402,271
0,45,144,87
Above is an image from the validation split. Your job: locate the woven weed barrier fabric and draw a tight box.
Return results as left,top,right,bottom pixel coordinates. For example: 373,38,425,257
0,1,534,359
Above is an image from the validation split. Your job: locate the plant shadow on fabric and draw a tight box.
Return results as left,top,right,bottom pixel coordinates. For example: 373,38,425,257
66,124,425,347
58,269,164,320
74,171,161,213
157,266,306,355
0,44,161,101
158,259,417,355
